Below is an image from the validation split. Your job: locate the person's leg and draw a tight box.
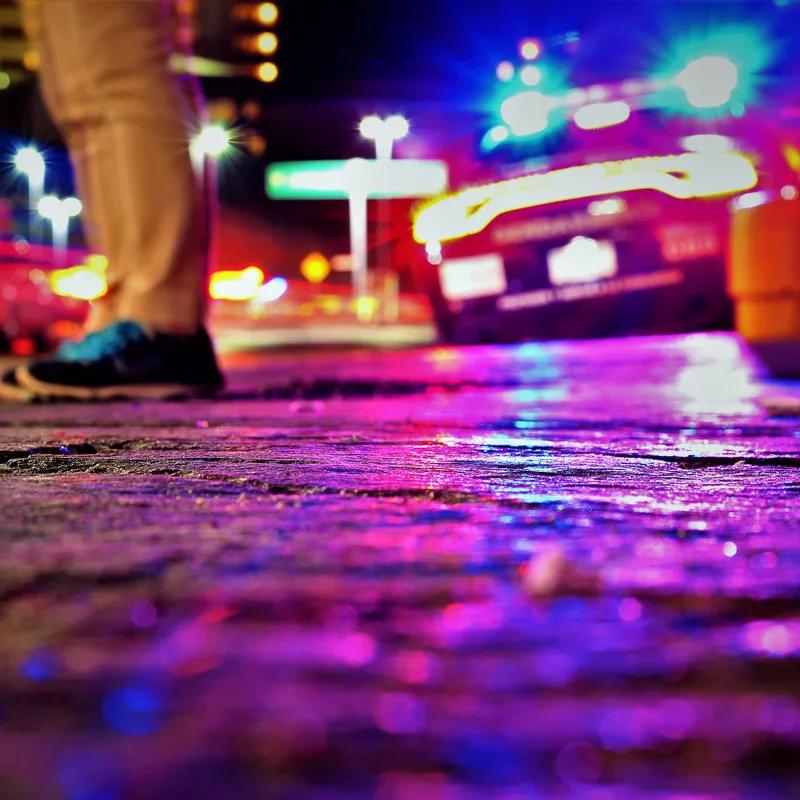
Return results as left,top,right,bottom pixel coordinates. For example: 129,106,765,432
32,0,211,334
10,0,222,399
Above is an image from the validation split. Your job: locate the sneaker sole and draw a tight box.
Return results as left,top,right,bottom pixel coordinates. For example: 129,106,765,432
16,367,221,401
0,369,35,403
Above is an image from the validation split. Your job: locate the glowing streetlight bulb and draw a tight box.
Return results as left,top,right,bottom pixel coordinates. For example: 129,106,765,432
62,197,82,217
195,125,231,157
384,115,410,140
359,115,410,160
14,147,45,182
36,195,61,219
358,115,383,140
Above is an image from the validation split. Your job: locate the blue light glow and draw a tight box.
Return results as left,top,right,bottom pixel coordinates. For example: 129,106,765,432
500,91,556,136
657,24,773,115
102,686,164,736
21,648,60,681
678,56,738,108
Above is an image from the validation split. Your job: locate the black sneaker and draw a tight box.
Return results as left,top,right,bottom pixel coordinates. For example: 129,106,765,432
16,321,225,400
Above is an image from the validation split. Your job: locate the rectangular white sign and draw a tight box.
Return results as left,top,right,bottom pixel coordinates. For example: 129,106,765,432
439,254,507,302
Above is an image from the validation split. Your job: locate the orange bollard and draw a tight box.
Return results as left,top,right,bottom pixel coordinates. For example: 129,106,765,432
727,195,800,375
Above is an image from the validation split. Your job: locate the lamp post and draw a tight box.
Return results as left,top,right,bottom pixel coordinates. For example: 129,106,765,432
14,147,45,241
190,125,231,222
357,116,410,300
37,195,82,266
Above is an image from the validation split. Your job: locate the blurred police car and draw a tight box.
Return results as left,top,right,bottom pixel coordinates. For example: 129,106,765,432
411,26,800,344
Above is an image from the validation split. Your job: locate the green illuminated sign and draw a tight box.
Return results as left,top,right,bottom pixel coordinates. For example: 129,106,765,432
266,159,448,200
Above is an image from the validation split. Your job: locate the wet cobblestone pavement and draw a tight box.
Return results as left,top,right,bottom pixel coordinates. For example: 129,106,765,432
1,333,799,800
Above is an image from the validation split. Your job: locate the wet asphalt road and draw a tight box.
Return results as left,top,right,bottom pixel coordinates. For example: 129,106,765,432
1,333,800,800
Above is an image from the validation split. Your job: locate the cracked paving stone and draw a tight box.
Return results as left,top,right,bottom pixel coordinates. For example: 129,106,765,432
0,333,799,799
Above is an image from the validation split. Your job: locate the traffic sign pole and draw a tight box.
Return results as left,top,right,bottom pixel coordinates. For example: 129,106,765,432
348,188,368,308
266,158,448,311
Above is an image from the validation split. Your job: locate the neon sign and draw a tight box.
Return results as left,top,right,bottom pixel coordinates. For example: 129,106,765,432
413,152,757,243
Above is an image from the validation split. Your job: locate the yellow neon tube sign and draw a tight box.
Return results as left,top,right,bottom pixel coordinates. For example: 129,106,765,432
413,152,758,243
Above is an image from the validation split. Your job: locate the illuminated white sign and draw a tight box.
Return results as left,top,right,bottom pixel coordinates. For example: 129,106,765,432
267,159,449,200
547,237,618,286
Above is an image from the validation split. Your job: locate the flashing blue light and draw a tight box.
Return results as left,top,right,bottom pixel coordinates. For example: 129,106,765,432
657,25,773,116
500,91,555,137
678,56,738,108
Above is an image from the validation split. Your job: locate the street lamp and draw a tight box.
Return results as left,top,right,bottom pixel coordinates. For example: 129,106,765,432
359,115,409,160
357,115,410,290
14,146,45,240
37,195,81,266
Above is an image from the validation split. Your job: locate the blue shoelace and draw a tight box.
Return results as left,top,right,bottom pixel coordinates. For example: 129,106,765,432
56,321,147,362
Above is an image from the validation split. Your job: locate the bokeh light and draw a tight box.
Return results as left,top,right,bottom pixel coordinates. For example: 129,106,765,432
14,147,45,180
255,32,278,55
255,62,278,83
256,276,288,302
256,2,278,24
520,38,541,60
102,686,164,736
195,125,230,157
300,252,332,284
496,60,514,82
209,266,264,301
678,56,738,108
520,65,542,86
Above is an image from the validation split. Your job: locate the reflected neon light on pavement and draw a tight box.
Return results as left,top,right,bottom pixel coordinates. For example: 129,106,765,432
413,152,758,243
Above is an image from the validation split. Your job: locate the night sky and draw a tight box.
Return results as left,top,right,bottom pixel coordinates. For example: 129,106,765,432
2,0,799,206
272,0,800,100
